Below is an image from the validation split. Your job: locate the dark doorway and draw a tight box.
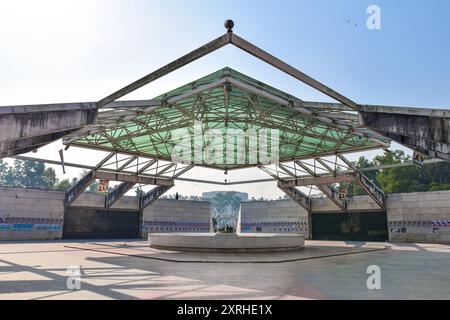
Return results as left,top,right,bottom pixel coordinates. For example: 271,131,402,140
63,207,141,239
312,212,388,241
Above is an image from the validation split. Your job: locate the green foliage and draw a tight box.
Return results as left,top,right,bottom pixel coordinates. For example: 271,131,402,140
0,159,12,184
54,177,78,191
375,150,422,193
349,150,450,194
428,182,450,191
54,179,72,191
350,156,379,195
0,159,57,189
0,160,79,191
87,181,99,193
75,170,99,193
1,151,449,196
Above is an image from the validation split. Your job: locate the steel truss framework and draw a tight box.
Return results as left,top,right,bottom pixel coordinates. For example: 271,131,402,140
1,20,448,215
62,151,385,212
64,68,389,170
58,21,394,209
61,21,391,173
29,20,425,210
65,152,192,209
260,154,386,212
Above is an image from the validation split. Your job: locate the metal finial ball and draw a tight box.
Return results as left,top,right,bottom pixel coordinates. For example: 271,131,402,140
224,19,234,32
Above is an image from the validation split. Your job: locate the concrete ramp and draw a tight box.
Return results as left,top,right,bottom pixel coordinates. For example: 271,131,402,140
0,102,97,158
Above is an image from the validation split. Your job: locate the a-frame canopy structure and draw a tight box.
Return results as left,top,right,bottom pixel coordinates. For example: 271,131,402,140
58,19,394,213
1,19,448,219
64,67,387,170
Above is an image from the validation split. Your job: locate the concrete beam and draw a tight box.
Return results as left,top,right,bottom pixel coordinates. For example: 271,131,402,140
356,173,386,208
360,111,450,161
0,130,77,157
279,173,357,188
140,184,174,210
299,101,450,161
317,184,347,211
64,153,115,206
359,104,450,118
105,182,135,208
337,154,386,209
359,111,449,144
94,171,173,187
0,102,97,158
65,170,95,206
277,184,311,212
302,101,450,117
376,131,450,161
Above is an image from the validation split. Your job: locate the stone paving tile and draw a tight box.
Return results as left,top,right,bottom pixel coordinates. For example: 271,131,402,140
0,240,449,299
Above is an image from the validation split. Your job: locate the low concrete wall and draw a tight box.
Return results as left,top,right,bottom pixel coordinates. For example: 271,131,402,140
386,190,450,243
0,187,64,240
240,200,309,238
239,196,381,239
241,191,450,244
0,187,211,240
70,192,211,237
1,186,449,243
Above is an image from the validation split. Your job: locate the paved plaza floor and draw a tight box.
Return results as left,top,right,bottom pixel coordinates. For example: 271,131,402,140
0,239,449,300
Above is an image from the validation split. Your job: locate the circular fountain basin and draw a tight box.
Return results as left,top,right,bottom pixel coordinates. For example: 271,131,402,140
148,232,305,253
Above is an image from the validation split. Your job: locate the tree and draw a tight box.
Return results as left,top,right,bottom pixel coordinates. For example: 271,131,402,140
374,151,423,193
349,150,450,194
54,177,78,191
349,156,380,196
0,159,13,185
87,181,99,193
76,170,99,193
0,160,57,189
419,162,450,185
54,179,72,191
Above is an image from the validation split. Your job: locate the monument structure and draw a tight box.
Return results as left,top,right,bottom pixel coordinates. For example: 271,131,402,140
1,20,449,251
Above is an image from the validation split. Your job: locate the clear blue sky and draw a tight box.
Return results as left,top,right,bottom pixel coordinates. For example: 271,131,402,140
1,0,449,198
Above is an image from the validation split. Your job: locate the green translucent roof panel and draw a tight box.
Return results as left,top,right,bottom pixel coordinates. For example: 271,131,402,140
71,67,381,169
